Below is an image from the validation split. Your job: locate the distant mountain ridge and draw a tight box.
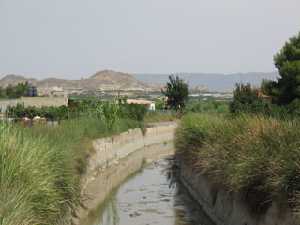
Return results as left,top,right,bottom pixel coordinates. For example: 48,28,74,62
0,70,153,91
133,72,279,92
0,70,279,92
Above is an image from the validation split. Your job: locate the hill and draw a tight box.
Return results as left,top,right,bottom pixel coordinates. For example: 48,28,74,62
0,71,279,93
0,70,153,92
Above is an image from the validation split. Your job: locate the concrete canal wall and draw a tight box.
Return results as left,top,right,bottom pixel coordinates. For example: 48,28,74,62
179,162,298,225
74,122,177,225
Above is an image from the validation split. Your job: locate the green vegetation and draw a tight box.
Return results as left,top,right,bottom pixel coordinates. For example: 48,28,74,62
144,111,176,123
176,113,300,214
0,97,149,225
0,115,140,225
6,99,148,123
263,32,300,105
0,82,32,99
186,99,229,114
174,32,300,218
229,83,268,114
6,104,70,120
229,32,300,118
162,75,189,111
229,82,300,119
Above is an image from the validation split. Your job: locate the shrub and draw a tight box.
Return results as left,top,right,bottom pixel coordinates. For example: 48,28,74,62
6,104,70,121
120,103,147,122
230,83,271,114
185,99,229,114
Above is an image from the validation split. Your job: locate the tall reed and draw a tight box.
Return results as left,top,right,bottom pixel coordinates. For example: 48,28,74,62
176,113,300,214
0,117,140,225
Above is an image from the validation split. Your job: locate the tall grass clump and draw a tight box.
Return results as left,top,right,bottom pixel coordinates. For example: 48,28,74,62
0,116,141,225
0,122,78,225
175,113,300,214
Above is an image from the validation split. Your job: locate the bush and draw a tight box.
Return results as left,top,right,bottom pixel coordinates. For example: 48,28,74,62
185,99,229,114
6,104,70,121
120,103,147,122
230,83,271,114
144,111,176,123
6,99,148,124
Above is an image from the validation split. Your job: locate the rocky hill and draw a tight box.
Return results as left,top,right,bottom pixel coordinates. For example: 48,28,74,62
0,70,279,93
0,74,37,87
0,70,154,92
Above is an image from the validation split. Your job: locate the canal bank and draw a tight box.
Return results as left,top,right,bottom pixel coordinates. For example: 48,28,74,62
178,161,297,225
73,119,297,225
73,122,177,225
174,113,300,225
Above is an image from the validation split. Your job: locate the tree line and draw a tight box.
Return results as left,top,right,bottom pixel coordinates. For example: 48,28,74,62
0,82,33,99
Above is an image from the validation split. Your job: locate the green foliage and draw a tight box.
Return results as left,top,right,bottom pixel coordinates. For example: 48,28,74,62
6,104,70,120
120,103,147,122
176,113,300,214
154,98,165,110
144,111,176,123
96,101,120,130
0,114,141,225
230,83,271,114
162,75,189,111
6,99,148,126
229,82,300,119
263,32,300,105
0,82,30,99
185,99,229,114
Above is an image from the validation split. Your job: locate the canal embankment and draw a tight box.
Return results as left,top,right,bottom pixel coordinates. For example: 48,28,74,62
179,162,296,225
0,117,143,225
175,113,300,225
73,122,177,225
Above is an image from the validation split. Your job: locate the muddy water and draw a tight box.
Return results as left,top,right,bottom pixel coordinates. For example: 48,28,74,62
86,159,215,225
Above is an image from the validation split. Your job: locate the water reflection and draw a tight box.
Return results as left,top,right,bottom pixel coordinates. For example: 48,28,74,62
87,159,214,225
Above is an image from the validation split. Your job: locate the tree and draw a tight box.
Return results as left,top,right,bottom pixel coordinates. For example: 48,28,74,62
4,82,30,99
162,75,189,111
0,87,6,98
263,32,300,105
15,82,29,97
230,83,270,114
5,84,16,98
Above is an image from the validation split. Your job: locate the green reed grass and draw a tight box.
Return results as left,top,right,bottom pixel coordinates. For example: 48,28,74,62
0,117,141,225
175,113,300,214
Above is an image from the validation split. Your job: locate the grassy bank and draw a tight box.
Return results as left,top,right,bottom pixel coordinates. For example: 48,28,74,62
175,113,300,214
0,117,140,225
144,111,177,123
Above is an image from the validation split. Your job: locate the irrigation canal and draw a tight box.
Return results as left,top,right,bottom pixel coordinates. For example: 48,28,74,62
84,158,215,225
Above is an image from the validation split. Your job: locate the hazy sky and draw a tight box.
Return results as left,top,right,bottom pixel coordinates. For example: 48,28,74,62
0,0,299,79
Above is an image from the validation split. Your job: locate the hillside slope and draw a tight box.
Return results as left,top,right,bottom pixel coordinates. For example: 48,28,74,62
0,70,153,91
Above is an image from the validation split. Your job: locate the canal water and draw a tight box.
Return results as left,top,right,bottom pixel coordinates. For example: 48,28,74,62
86,159,214,225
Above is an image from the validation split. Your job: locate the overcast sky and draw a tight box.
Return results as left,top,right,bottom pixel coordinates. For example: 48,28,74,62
0,0,299,79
